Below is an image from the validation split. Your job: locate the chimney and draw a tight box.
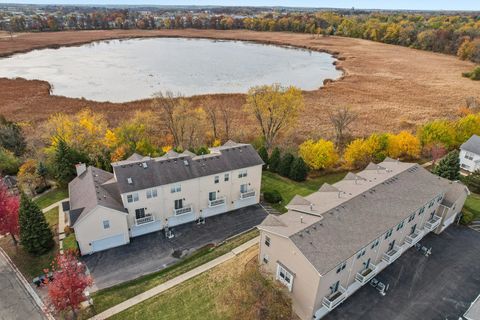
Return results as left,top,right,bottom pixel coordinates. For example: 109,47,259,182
300,216,304,224
75,163,86,176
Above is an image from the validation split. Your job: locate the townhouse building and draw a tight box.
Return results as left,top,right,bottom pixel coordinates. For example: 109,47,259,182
258,159,468,320
460,134,480,173
67,141,263,255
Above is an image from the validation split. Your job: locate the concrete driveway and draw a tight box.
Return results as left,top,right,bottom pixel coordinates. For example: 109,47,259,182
325,225,480,320
82,204,267,290
0,251,45,320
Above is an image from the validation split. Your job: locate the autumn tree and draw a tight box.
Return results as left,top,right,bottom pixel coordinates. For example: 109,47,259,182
329,106,357,150
203,97,219,140
432,150,460,181
343,133,388,169
298,139,339,170
0,182,20,245
221,263,292,320
386,131,421,160
17,159,42,195
0,148,20,175
47,250,93,318
19,193,54,255
245,84,304,151
454,114,480,145
417,120,456,149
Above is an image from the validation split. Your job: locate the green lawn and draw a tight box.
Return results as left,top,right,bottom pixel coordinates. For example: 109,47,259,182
90,229,259,314
261,171,346,212
34,187,68,210
109,246,259,320
462,193,480,224
63,232,78,251
44,207,59,232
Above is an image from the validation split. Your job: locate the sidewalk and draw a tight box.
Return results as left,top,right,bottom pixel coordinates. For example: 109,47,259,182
41,198,67,214
41,198,68,254
89,236,260,320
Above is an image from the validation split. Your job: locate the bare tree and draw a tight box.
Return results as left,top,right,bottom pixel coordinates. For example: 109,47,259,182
203,98,219,140
329,106,357,150
153,91,182,147
219,104,232,141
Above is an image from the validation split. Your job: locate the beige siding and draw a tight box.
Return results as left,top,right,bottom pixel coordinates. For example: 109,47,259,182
74,206,129,255
259,230,321,320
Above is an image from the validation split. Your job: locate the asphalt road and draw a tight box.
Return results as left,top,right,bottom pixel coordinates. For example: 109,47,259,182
0,251,45,320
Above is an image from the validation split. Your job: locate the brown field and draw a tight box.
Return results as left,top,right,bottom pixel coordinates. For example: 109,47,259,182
0,29,478,145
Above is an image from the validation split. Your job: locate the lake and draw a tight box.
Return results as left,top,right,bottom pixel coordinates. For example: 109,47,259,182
0,37,342,103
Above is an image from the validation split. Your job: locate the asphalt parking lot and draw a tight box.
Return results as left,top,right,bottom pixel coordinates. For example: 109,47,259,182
82,204,267,290
325,225,480,320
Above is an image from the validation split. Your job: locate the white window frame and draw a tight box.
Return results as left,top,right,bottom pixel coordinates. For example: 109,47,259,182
127,193,139,203
224,173,229,182
264,235,271,247
465,152,475,161
214,175,219,184
146,188,157,199
263,254,269,264
238,170,248,178
276,264,293,291
103,220,110,229
171,184,181,193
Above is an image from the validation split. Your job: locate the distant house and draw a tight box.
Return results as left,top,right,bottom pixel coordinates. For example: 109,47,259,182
258,159,468,320
460,134,480,173
66,141,263,255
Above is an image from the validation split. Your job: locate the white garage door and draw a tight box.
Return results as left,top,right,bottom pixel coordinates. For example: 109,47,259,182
91,234,126,253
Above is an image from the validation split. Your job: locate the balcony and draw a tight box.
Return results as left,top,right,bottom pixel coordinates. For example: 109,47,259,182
425,215,441,232
240,189,256,200
322,286,346,311
135,214,154,225
355,264,377,285
382,245,403,264
208,196,226,207
405,229,424,246
174,205,192,216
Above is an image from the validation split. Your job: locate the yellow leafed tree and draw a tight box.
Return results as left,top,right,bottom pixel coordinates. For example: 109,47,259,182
386,131,421,160
298,139,339,170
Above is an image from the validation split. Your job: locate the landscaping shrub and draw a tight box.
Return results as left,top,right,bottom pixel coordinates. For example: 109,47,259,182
257,146,269,169
432,150,460,181
264,190,283,204
289,157,309,182
460,210,475,225
269,147,281,173
278,153,294,177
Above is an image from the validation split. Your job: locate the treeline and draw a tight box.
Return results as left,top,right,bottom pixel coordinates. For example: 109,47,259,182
4,11,480,63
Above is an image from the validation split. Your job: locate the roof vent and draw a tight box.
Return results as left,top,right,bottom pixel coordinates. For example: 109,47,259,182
142,162,148,169
127,177,133,184
184,160,189,166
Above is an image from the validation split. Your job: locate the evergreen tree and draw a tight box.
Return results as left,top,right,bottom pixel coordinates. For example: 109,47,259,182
0,116,27,157
36,161,48,187
269,147,281,173
289,157,309,182
432,150,460,181
257,146,269,169
19,193,54,255
278,152,294,177
52,138,88,186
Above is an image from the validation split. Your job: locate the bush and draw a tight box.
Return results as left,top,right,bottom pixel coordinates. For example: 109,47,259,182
269,147,281,173
462,66,480,81
460,210,475,225
278,153,294,177
257,146,269,168
0,148,20,175
298,139,338,170
289,157,309,182
264,190,283,204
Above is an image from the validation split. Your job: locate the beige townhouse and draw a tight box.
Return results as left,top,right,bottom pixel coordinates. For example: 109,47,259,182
258,159,468,320
67,141,263,255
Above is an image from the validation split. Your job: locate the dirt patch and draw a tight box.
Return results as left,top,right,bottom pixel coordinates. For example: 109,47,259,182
0,29,478,145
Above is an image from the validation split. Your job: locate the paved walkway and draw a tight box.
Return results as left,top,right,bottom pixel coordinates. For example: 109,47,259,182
89,236,259,320
41,198,68,254
0,247,53,320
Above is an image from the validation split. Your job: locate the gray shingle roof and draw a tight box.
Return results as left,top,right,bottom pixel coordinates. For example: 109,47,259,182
68,166,125,227
289,165,461,275
113,144,264,194
461,134,480,155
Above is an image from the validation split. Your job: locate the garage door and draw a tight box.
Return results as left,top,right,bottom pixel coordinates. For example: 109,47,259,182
91,234,126,253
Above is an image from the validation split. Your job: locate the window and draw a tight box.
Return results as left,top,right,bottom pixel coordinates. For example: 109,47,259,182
208,191,217,201
238,170,247,178
465,152,475,160
428,201,434,208
170,184,181,193
330,281,340,295
103,220,110,229
174,199,183,210
146,189,157,199
461,163,471,170
397,221,404,231
135,208,146,219
356,249,366,259
408,213,415,222
214,175,219,184
276,264,293,291
263,254,269,264
336,262,346,274
385,229,393,239
224,173,229,182
127,193,139,203
265,235,271,247
371,239,379,249
419,206,425,215
240,183,248,193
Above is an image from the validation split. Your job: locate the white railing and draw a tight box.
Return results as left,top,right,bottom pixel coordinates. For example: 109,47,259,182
135,214,154,225
405,229,424,246
240,189,256,200
174,205,192,216
425,215,441,232
355,264,377,284
209,196,226,207
322,286,347,310
382,245,403,264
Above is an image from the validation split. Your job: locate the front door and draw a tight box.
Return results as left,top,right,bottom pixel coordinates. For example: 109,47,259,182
209,191,217,201
364,258,371,270
135,208,146,219
410,224,417,235
174,199,183,210
388,240,395,252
